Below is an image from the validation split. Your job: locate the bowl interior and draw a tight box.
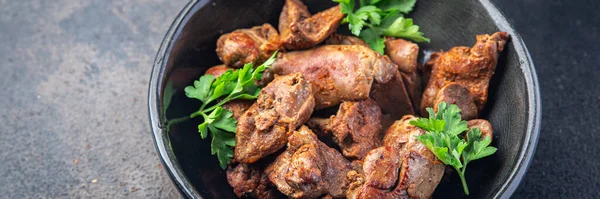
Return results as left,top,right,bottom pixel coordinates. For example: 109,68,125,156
153,0,538,198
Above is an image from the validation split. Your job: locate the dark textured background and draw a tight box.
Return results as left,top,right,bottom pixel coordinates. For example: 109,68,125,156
0,0,598,198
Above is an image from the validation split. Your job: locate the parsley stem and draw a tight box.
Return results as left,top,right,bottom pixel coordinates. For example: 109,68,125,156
203,96,233,113
164,115,191,130
190,110,203,118
458,165,470,195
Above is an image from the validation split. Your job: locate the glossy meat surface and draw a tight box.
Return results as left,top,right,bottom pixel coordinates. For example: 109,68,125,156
433,83,478,120
400,71,422,115
307,99,383,160
326,34,369,47
467,119,493,141
384,38,422,114
370,70,414,119
216,23,281,67
272,45,398,109
385,38,419,73
347,116,444,199
421,32,508,114
234,73,315,163
266,126,353,198
279,0,344,50
204,64,234,77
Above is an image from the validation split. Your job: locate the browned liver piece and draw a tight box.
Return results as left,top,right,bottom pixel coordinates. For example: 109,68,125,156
433,83,478,120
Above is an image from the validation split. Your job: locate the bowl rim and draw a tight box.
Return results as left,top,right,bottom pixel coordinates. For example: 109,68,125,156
147,0,541,198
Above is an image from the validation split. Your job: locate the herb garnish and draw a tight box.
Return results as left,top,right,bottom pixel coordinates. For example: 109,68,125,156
184,52,277,169
411,102,497,195
333,0,429,53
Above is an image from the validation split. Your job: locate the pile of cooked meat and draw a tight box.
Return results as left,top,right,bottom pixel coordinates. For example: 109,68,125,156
202,0,508,198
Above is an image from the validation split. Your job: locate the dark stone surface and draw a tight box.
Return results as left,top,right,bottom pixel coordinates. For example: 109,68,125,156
0,0,598,198
0,0,185,198
492,0,600,198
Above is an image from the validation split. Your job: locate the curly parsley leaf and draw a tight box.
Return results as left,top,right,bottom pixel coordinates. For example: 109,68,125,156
184,51,277,169
411,102,496,195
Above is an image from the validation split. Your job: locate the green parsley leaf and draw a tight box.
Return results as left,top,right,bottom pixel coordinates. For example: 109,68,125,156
412,102,496,195
184,75,214,103
208,125,236,169
335,0,355,24
184,51,277,169
376,0,416,14
464,128,497,161
161,81,176,123
355,6,384,25
360,28,386,54
438,101,468,136
211,107,237,132
411,117,445,132
333,0,429,53
348,11,369,36
198,122,208,139
381,16,430,43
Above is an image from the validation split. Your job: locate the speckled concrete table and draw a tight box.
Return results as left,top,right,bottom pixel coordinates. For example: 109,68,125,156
1,0,599,198
0,0,186,198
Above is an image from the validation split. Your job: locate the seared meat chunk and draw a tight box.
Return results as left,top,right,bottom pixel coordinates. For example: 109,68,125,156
327,35,413,116
384,38,422,115
307,99,383,160
360,146,401,190
222,100,254,120
227,163,260,197
421,32,508,115
386,116,445,199
433,83,478,120
382,116,422,149
272,45,398,109
234,73,315,163
347,116,444,199
226,163,283,199
216,23,281,67
370,70,414,120
327,35,418,115
400,71,422,115
395,151,445,199
385,38,419,73
204,64,234,77
279,0,344,50
326,34,369,47
384,38,421,109
266,126,353,198
467,119,493,141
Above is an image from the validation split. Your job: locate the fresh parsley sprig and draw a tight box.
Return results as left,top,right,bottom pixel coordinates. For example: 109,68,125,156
184,52,277,169
333,0,429,54
410,102,497,195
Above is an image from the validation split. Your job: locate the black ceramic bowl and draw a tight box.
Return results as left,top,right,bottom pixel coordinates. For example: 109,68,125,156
148,0,541,198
